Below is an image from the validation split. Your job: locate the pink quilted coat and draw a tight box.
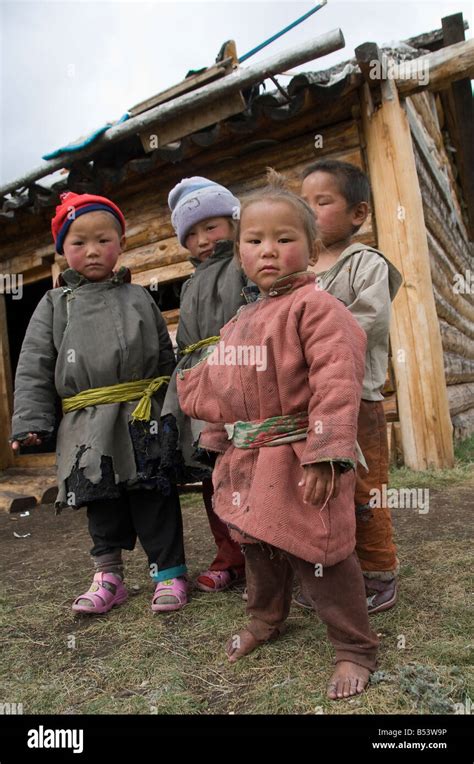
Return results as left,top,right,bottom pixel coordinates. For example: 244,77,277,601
177,271,367,566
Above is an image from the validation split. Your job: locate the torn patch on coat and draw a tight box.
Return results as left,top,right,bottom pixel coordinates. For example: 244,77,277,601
62,446,122,509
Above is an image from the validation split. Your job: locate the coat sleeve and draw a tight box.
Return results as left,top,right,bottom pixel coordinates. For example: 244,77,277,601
11,293,58,441
347,254,391,351
176,347,225,424
297,290,366,467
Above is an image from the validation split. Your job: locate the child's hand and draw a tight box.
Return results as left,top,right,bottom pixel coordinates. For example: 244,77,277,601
11,433,43,452
298,462,341,506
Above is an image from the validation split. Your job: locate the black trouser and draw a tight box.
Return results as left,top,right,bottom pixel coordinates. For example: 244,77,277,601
86,486,186,582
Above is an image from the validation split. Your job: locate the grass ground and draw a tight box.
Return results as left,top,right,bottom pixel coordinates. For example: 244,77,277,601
0,437,472,715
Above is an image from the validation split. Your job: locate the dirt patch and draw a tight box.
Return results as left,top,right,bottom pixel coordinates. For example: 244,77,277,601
0,482,472,715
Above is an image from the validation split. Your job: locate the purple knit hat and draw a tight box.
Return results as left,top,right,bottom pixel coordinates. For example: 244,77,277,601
168,176,240,246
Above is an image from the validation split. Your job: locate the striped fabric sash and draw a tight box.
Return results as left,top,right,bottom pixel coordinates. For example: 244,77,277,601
224,412,367,468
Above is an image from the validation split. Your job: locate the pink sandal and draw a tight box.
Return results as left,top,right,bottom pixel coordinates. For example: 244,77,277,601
196,568,244,593
151,577,188,612
72,572,128,614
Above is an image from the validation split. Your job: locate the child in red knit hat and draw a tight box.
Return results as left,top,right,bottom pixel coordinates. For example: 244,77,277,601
11,192,188,614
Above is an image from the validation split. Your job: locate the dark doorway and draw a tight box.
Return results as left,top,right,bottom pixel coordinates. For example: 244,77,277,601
5,277,60,453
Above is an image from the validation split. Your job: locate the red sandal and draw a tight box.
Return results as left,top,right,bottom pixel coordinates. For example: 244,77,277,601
196,568,244,593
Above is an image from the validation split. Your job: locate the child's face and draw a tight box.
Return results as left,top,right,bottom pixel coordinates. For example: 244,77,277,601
238,200,314,294
301,171,366,247
63,212,125,281
184,217,234,261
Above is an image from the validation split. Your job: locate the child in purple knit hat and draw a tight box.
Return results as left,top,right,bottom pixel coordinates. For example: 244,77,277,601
162,176,249,594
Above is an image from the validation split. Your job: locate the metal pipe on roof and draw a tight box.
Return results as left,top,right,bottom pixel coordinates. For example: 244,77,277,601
0,28,345,199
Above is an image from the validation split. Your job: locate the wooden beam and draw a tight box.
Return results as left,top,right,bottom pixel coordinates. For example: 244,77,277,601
131,260,193,287
358,71,454,469
404,20,469,52
440,13,474,240
139,91,246,152
13,453,55,468
355,38,474,98
129,57,236,117
396,38,474,96
0,295,13,470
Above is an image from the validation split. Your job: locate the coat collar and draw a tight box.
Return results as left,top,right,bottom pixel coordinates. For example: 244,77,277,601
243,270,316,302
57,266,132,289
322,243,402,300
188,239,234,269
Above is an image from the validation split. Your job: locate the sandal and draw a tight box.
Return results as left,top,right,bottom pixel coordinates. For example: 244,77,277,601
72,572,128,614
196,568,244,593
151,577,188,612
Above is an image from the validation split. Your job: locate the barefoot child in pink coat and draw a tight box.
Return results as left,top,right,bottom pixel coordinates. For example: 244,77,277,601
177,170,379,699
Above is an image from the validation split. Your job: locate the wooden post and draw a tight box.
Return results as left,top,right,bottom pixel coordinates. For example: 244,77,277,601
0,295,14,470
357,46,454,469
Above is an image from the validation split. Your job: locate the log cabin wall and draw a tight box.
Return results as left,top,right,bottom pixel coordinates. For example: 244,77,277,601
407,91,474,441
1,86,380,469
1,22,472,471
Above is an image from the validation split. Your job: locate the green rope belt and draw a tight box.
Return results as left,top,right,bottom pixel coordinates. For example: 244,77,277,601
62,376,170,422
180,336,220,355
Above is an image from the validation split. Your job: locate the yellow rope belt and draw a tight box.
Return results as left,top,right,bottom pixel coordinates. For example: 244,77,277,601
62,376,170,422
180,336,220,355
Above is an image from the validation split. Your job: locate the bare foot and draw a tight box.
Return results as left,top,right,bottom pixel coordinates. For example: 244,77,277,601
327,661,370,700
226,628,263,663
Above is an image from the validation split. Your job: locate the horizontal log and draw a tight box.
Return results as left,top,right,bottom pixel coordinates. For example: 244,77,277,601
444,352,474,384
12,453,55,468
434,287,474,342
432,281,474,340
429,247,474,328
451,406,474,442
119,238,188,274
0,248,55,275
132,261,193,286
139,91,246,152
423,202,471,278
447,382,474,416
0,489,37,513
440,319,474,359
396,38,474,96
161,308,180,325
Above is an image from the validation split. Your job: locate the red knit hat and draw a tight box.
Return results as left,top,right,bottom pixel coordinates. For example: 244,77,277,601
51,192,126,254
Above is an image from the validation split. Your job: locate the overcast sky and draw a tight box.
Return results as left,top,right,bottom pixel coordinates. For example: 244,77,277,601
1,0,472,186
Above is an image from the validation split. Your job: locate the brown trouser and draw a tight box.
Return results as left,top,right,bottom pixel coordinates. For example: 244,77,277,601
243,543,379,671
355,399,398,575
